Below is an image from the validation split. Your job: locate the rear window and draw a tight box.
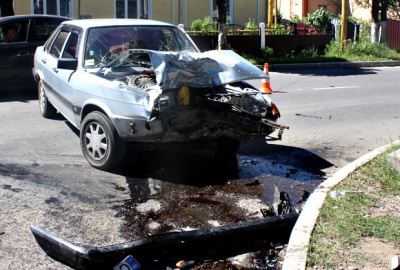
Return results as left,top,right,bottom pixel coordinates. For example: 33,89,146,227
32,19,65,42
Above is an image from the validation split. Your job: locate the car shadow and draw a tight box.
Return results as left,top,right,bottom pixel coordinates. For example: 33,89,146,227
115,147,239,187
114,141,333,188
0,87,37,103
274,66,378,77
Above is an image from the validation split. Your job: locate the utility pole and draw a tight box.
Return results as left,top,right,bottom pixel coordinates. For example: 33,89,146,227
340,0,347,50
268,0,273,28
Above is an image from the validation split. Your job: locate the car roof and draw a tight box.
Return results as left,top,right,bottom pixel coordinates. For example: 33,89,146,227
0,14,71,23
61,19,175,30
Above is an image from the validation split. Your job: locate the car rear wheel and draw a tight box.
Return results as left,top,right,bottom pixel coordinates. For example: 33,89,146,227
38,80,57,118
80,111,126,170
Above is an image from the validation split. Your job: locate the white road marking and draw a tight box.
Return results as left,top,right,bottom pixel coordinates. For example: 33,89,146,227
313,86,360,90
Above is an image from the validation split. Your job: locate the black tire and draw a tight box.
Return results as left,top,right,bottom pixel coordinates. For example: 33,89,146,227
216,137,241,155
38,79,57,118
80,111,126,170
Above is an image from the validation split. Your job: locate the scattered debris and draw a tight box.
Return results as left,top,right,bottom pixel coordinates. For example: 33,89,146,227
261,206,276,217
175,260,194,269
245,179,261,186
277,192,293,215
387,149,400,172
295,113,322,119
113,255,141,270
261,190,295,217
0,230,4,235
297,190,310,204
330,190,363,199
253,249,278,269
392,255,400,270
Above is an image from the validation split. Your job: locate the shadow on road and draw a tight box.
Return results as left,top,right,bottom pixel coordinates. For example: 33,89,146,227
0,87,37,103
115,147,238,187
113,141,333,188
275,67,378,77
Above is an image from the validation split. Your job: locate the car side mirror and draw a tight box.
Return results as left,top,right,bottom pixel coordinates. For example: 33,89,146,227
57,58,78,70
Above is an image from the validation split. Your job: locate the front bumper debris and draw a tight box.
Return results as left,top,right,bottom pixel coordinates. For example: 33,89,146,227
261,119,289,140
30,213,298,270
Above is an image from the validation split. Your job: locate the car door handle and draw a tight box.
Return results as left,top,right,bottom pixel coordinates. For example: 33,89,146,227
53,68,58,73
42,59,46,64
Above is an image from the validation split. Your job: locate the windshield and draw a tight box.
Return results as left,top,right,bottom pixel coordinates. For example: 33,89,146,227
84,25,198,68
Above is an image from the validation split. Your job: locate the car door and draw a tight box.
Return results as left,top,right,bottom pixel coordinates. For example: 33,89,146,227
0,19,34,90
43,27,80,122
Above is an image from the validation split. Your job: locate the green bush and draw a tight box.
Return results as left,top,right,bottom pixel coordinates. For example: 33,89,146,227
191,19,203,31
306,8,332,31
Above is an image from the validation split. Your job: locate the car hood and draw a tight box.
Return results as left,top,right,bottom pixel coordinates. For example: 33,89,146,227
148,50,268,89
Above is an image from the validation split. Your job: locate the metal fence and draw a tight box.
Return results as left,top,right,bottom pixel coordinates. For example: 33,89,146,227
190,34,334,57
189,19,400,57
387,19,400,51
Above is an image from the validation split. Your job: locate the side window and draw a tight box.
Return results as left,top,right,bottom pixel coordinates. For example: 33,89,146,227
49,30,69,58
31,19,64,42
61,32,79,59
0,20,29,43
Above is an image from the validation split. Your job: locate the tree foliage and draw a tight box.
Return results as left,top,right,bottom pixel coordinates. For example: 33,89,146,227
355,0,400,19
306,8,333,31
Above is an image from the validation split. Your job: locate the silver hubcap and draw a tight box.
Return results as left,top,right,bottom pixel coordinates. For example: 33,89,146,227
39,84,46,112
84,122,107,160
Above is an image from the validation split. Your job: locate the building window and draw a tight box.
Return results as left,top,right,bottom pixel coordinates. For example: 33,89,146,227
212,0,232,23
115,0,151,19
32,0,71,17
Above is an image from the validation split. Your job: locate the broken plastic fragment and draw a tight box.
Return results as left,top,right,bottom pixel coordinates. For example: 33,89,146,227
113,255,141,270
175,260,195,269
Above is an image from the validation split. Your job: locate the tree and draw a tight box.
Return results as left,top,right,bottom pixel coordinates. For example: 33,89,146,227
216,0,229,50
355,0,399,43
0,0,15,17
371,0,380,43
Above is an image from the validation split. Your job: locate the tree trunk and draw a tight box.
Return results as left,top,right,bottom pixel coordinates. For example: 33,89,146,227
380,0,388,43
217,0,229,50
0,0,15,17
371,0,380,43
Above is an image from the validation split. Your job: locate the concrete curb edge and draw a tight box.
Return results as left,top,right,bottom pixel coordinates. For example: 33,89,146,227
255,61,400,71
282,139,400,270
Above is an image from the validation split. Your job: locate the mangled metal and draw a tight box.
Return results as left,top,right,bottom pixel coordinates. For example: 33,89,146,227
89,49,286,143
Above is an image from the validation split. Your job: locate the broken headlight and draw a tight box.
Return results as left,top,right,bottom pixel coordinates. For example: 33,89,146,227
157,94,171,111
239,104,267,117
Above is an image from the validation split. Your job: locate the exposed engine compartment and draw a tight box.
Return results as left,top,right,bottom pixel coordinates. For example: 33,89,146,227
90,49,287,142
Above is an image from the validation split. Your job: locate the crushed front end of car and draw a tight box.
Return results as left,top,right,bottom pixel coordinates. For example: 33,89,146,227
92,48,287,146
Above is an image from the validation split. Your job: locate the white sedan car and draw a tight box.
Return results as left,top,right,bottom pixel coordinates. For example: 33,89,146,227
33,19,286,170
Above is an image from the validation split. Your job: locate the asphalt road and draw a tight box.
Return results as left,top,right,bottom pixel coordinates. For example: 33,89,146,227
0,66,399,269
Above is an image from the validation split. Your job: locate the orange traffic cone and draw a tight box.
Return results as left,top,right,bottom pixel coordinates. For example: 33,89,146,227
260,63,274,94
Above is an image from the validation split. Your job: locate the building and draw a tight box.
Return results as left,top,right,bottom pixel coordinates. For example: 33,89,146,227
278,0,371,21
14,0,370,28
15,0,269,28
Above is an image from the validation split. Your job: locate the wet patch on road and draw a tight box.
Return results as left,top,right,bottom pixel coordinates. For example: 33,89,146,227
111,143,330,245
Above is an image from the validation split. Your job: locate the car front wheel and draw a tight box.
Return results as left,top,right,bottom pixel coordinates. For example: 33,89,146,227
38,79,56,118
80,111,126,170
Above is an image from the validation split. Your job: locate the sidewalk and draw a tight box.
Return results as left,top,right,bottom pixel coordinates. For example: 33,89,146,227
256,60,400,71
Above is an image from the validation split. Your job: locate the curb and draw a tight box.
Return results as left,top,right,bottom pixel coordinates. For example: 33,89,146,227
282,139,400,270
256,60,400,71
